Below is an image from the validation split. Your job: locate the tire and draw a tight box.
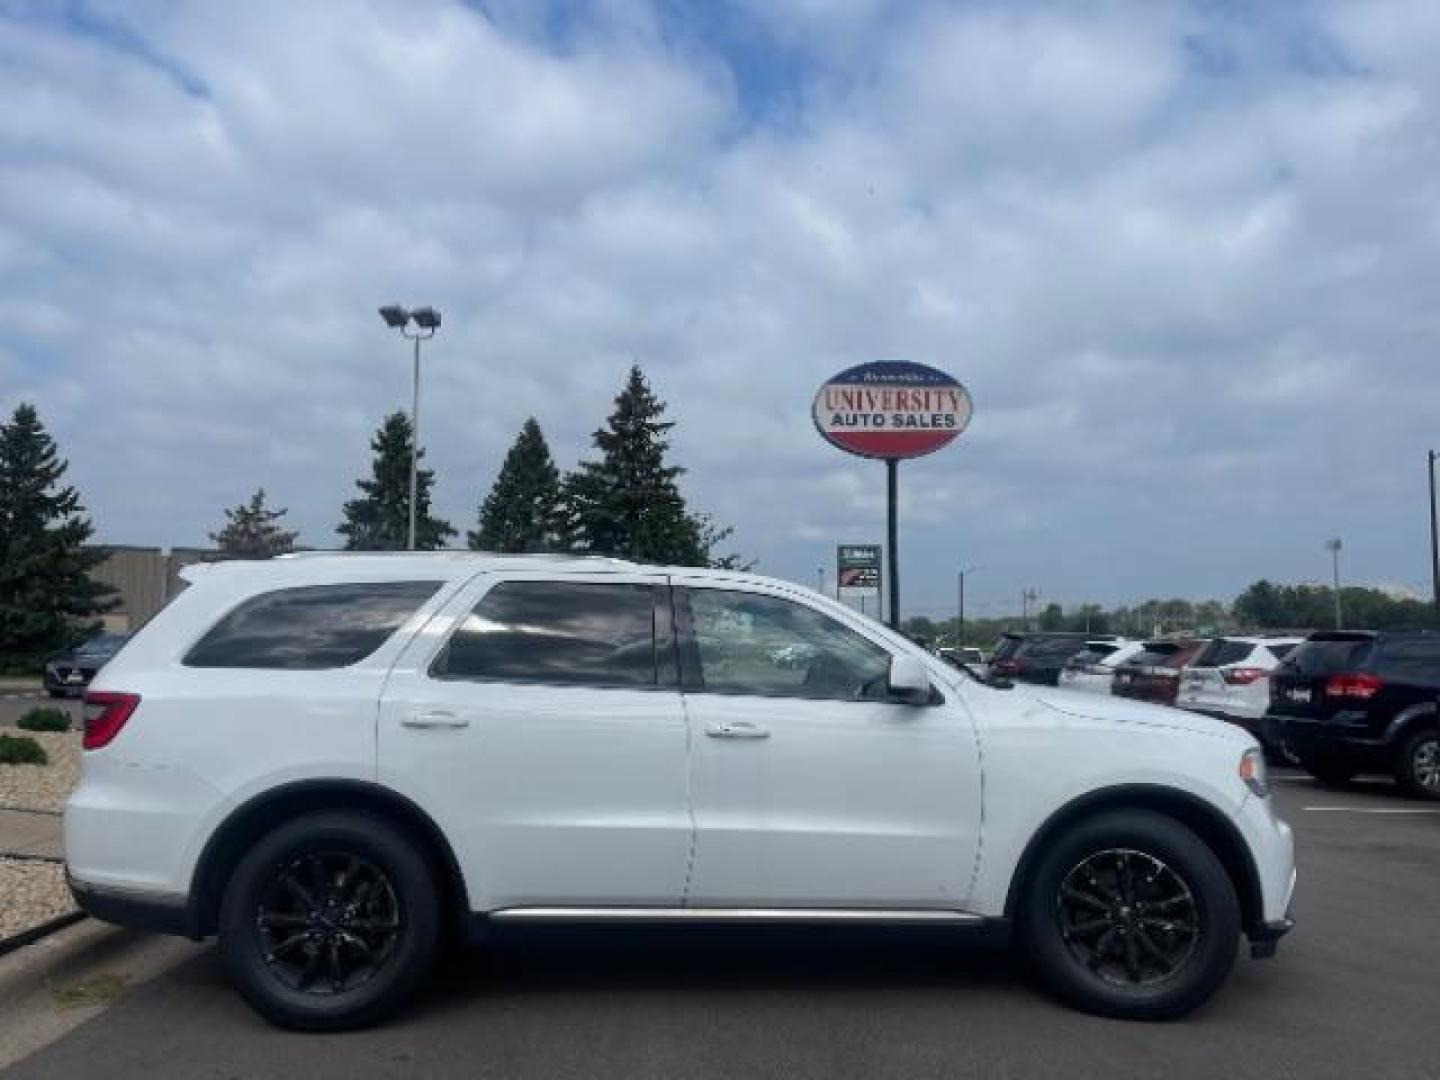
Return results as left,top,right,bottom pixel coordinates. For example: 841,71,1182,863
218,810,440,1031
1016,810,1240,1020
1394,728,1440,801
1299,756,1358,787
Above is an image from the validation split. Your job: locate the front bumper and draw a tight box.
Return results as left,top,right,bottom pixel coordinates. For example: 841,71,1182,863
1248,914,1295,959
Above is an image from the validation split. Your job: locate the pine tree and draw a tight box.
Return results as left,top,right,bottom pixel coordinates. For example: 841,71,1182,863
469,418,565,553
210,488,299,557
337,412,456,551
0,403,114,666
565,366,735,566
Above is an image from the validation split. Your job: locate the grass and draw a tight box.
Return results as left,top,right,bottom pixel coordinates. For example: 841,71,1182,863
0,733,48,766
18,706,71,733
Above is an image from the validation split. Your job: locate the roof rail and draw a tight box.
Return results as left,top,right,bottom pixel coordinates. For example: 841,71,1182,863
273,550,641,568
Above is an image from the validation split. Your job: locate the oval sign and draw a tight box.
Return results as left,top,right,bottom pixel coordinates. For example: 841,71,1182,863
812,361,972,460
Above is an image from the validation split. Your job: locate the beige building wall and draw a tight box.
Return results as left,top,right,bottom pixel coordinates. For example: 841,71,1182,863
90,546,223,631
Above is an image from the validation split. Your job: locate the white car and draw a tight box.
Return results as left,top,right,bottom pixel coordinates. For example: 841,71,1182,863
1175,637,1304,747
66,554,1295,1030
1057,640,1147,694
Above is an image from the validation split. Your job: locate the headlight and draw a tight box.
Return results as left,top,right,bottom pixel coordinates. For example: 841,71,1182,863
1239,747,1269,798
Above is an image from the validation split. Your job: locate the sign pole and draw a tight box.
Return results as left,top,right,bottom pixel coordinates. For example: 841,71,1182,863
886,458,900,629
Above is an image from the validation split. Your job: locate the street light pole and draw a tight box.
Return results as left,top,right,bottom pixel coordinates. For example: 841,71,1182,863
1326,537,1343,629
958,565,982,648
379,305,441,551
1429,450,1439,616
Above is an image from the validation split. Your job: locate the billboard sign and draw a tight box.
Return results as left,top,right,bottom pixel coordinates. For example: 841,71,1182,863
812,361,972,460
837,544,882,592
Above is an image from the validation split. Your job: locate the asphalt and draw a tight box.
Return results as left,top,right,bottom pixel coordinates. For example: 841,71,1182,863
2,775,1438,1080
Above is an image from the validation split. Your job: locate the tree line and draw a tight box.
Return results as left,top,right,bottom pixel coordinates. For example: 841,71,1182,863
0,368,738,670
906,581,1439,648
214,365,739,566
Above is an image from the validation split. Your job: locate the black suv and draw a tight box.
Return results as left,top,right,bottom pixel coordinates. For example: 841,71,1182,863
1269,631,1440,799
989,632,1112,686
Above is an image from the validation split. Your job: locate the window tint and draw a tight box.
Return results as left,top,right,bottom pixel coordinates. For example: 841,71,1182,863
435,581,659,687
686,589,894,701
1268,643,1297,660
991,635,1023,662
1192,639,1255,668
185,581,442,669
1020,638,1087,662
1286,636,1374,676
1374,639,1440,680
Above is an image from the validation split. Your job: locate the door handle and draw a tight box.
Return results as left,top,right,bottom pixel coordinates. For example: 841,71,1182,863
402,711,470,729
705,720,770,740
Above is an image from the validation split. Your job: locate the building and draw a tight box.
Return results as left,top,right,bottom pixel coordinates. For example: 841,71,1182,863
91,546,221,631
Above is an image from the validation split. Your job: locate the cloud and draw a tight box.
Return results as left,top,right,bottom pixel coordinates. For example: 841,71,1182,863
2,0,1439,616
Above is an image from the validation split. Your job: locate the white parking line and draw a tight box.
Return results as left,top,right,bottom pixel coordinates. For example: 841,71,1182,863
1303,806,1440,814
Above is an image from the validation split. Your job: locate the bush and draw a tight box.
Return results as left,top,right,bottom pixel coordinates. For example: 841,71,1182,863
0,734,48,766
18,706,71,732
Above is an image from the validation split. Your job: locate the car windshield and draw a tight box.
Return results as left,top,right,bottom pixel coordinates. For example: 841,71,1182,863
75,634,126,656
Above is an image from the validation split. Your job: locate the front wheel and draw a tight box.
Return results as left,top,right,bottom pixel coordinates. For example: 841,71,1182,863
1394,728,1440,801
1017,810,1240,1020
219,811,440,1031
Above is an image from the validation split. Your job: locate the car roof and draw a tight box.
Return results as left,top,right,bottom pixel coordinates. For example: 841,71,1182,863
176,551,808,593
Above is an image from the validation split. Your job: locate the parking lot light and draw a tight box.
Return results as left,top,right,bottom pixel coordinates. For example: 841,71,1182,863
1326,537,1343,628
378,304,442,550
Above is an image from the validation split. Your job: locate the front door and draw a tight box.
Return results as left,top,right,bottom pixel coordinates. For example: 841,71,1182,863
378,572,691,912
676,581,982,910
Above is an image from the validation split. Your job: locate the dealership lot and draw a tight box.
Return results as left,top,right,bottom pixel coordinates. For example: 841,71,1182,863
1,774,1435,1080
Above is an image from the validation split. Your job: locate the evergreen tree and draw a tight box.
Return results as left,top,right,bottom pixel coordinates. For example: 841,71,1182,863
0,403,114,665
565,366,722,566
469,418,565,553
210,488,299,557
337,412,455,551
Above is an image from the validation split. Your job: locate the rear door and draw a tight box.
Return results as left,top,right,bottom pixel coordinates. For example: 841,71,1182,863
377,572,692,911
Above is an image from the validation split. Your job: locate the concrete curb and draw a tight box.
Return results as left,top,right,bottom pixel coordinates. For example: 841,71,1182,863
0,911,86,961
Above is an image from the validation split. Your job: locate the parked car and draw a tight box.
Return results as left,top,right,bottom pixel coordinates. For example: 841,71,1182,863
1175,637,1303,754
1270,631,1440,799
67,554,1295,1029
1111,640,1206,706
43,632,132,698
1057,640,1146,695
989,632,1111,686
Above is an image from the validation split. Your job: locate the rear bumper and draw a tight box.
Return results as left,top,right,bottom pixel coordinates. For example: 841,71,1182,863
68,874,197,938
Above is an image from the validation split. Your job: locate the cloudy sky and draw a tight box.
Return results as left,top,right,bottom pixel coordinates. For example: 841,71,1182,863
2,0,1438,618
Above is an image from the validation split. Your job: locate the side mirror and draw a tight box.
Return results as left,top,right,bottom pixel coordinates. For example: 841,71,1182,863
888,655,932,705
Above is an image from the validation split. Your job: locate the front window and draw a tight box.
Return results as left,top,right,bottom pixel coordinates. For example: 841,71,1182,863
684,588,893,701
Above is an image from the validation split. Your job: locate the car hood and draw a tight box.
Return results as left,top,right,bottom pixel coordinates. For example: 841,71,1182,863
1024,685,1253,744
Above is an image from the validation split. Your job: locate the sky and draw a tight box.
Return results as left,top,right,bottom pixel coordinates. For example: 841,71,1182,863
2,0,1439,619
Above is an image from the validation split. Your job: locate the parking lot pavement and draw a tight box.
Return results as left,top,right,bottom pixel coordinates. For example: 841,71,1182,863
3,775,1438,1080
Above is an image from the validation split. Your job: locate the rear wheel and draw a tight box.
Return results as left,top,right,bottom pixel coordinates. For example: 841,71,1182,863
219,811,440,1031
1017,810,1240,1020
1394,728,1440,801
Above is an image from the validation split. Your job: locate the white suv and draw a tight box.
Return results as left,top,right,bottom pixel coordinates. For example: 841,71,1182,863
1175,636,1304,751
66,554,1295,1030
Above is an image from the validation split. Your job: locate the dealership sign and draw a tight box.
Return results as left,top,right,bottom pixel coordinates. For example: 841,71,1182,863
837,544,881,592
812,361,972,460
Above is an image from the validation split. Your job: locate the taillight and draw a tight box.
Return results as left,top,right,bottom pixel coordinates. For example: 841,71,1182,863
1324,673,1383,700
1223,667,1269,686
82,691,140,750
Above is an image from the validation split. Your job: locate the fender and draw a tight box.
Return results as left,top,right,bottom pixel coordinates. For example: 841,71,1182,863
1001,783,1264,933
1383,701,1439,749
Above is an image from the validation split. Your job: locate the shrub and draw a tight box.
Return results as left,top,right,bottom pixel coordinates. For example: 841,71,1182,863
18,706,71,732
0,734,48,766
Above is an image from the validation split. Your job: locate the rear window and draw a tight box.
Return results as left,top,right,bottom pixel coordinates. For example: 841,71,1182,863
1019,638,1088,661
1373,638,1440,680
433,580,661,687
184,581,442,669
1066,647,1113,667
1284,635,1375,677
1268,643,1297,660
1127,643,1179,667
1191,639,1254,668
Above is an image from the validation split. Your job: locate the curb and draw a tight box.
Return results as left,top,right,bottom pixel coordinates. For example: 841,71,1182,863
0,911,86,961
